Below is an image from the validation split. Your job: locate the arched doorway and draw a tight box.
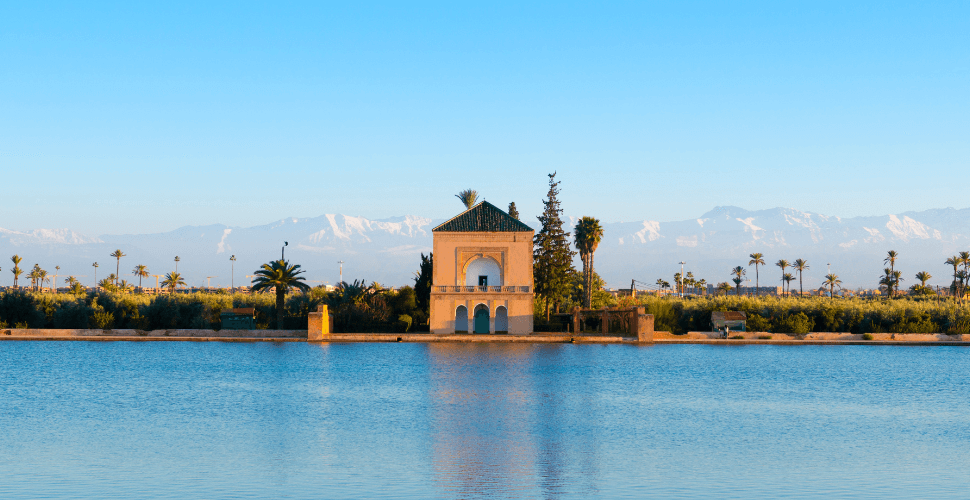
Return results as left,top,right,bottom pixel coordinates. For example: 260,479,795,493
473,304,490,334
455,305,468,333
495,306,508,333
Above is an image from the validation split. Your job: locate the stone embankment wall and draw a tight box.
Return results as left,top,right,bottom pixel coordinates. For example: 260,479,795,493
655,331,970,342
1,329,307,338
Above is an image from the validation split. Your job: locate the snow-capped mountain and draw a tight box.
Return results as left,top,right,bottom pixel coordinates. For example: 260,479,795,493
2,207,969,290
587,206,970,291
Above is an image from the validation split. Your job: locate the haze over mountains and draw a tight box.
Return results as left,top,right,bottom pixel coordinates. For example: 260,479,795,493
2,206,969,291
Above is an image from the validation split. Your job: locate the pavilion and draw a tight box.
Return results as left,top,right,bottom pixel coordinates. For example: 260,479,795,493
429,201,535,334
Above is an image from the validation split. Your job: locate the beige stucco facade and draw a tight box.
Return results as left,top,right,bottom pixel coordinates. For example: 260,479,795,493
430,230,535,334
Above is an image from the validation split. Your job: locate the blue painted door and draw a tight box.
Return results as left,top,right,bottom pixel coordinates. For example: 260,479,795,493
474,308,489,334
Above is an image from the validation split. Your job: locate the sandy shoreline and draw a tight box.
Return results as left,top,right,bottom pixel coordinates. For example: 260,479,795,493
2,328,970,345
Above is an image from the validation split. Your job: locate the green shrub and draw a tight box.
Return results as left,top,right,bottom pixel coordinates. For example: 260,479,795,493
863,333,874,340
746,313,771,332
91,310,114,329
773,312,815,335
947,318,970,335
52,299,93,328
641,299,680,333
0,291,44,328
729,335,745,339
758,334,772,340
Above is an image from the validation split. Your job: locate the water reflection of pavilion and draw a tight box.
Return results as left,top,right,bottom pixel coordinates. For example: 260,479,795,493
428,343,600,498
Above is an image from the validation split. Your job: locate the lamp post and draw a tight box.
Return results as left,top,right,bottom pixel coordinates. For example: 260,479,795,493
282,242,288,261
338,260,345,285
679,261,686,298
826,263,832,297
230,255,236,292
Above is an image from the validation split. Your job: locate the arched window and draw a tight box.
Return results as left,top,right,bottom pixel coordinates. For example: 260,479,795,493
465,258,502,287
495,306,508,333
455,305,468,333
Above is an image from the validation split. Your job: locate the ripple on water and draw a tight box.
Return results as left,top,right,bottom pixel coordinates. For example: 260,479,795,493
0,342,969,499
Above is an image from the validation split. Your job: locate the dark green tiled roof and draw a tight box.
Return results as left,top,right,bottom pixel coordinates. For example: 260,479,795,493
433,201,533,232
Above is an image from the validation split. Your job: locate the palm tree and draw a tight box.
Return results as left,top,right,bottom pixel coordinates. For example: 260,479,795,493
731,266,746,296
10,255,23,288
748,253,765,295
160,272,186,293
885,249,898,266
98,277,117,292
67,278,84,296
251,259,311,329
174,256,180,273
792,259,809,297
775,259,790,296
717,282,732,296
29,264,41,291
229,255,237,292
945,255,963,300
960,252,970,297
574,216,604,308
92,262,99,289
782,273,795,296
884,250,898,290
915,271,932,288
132,265,149,288
879,268,896,298
957,271,969,300
822,273,842,298
912,271,933,295
455,189,479,209
892,270,903,297
53,265,60,293
110,249,126,285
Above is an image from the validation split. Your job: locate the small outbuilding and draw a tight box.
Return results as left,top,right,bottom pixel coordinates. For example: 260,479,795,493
711,311,746,332
221,308,256,330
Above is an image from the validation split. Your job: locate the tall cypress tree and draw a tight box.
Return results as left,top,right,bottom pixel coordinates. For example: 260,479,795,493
413,252,433,319
508,202,520,220
533,172,576,321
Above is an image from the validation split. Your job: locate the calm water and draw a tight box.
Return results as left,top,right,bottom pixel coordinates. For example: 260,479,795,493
1,342,969,499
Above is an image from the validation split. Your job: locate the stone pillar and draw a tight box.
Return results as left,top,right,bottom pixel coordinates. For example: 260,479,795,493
630,307,645,336
489,300,494,334
637,312,654,343
601,309,610,334
308,304,331,341
572,307,581,334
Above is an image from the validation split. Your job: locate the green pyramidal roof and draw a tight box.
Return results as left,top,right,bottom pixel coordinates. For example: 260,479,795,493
433,201,533,232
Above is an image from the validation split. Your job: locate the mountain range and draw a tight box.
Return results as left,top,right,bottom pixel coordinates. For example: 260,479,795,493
3,206,969,290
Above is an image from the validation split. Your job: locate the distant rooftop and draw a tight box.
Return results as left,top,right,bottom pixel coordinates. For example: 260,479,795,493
433,201,533,233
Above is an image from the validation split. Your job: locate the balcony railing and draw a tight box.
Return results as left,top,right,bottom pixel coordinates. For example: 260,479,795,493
433,285,531,293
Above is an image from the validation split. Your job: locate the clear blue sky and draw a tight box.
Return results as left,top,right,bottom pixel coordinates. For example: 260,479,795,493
2,1,968,235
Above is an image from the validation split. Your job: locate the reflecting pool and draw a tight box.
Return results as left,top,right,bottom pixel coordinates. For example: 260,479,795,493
1,342,968,499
